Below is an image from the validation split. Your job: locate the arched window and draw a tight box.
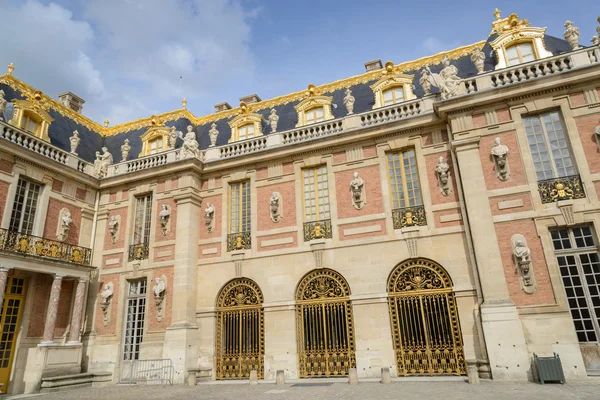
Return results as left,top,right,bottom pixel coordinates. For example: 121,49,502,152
387,258,466,376
304,106,325,125
505,42,535,66
215,278,264,379
382,87,405,106
295,268,356,377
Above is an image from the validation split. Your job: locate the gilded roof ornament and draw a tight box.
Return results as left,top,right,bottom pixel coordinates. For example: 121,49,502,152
491,11,530,35
239,101,249,113
104,119,109,127
7,63,14,76
182,97,187,110
494,8,501,21
305,84,317,97
384,61,394,74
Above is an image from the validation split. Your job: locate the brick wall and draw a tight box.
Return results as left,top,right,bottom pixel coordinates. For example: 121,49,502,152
338,219,386,241
335,165,384,219
258,231,297,251
425,151,459,204
199,243,221,259
479,131,527,190
43,198,82,245
496,108,511,123
569,92,586,107
489,193,533,216
51,178,63,193
28,274,52,337
494,219,555,306
154,198,176,242
148,267,173,332
104,207,128,250
54,279,74,337
575,112,600,174
200,194,222,239
96,274,120,336
0,158,13,174
433,208,463,228
257,181,296,231
0,180,9,226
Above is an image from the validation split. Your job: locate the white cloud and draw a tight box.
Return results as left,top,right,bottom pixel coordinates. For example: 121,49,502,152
0,0,260,124
421,37,462,55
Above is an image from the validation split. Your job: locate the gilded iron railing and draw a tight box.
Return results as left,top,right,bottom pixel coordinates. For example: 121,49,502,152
392,205,427,229
303,219,333,241
0,228,91,265
227,231,251,252
537,174,585,204
128,242,149,261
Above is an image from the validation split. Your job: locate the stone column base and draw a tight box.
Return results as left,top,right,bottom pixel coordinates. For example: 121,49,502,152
23,345,83,393
480,300,530,381
163,324,199,384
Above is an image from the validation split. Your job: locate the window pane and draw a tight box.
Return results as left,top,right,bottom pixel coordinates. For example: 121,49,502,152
303,166,329,221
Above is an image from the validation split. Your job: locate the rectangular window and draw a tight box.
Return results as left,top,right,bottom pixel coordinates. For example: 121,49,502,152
123,279,147,361
133,194,152,245
239,124,255,140
303,166,330,222
387,149,422,209
523,110,575,181
229,181,251,233
20,113,40,135
552,226,600,343
9,178,41,235
305,107,325,125
506,43,535,66
383,87,405,106
149,138,162,155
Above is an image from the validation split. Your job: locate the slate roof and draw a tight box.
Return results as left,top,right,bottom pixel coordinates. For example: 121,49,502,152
0,28,578,165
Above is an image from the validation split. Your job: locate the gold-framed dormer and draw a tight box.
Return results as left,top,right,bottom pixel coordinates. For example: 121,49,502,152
489,10,553,69
294,84,334,127
9,90,53,141
370,62,416,109
228,102,263,143
139,116,171,156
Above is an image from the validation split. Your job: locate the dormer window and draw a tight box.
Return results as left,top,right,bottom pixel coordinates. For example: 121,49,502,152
139,121,171,156
238,123,255,140
506,42,535,66
148,137,163,155
20,111,41,135
382,87,405,106
305,107,325,125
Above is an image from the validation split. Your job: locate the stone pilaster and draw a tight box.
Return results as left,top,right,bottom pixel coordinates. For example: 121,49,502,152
0,267,10,309
40,274,64,346
163,189,201,384
453,137,530,381
67,279,87,345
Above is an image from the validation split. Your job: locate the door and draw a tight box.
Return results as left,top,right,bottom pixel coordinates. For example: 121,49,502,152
0,277,27,392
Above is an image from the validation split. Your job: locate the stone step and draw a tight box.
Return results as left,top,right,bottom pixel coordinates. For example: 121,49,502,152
40,372,113,393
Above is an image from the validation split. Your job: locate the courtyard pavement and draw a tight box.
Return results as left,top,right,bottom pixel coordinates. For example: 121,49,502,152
4,379,600,400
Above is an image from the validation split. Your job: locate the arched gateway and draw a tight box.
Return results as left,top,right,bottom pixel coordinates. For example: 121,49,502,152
295,268,356,377
387,258,466,376
215,278,264,379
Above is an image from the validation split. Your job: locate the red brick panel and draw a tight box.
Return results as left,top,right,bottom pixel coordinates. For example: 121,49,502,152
421,133,433,147
102,254,123,270
472,113,486,128
96,274,120,336
54,279,74,337
574,113,600,174
148,267,174,332
257,181,296,231
43,198,82,245
335,165,384,219
0,180,9,226
433,208,463,228
51,179,63,193
494,219,556,306
27,274,53,337
569,92,586,107
200,194,222,239
76,188,86,201
199,243,221,259
489,193,533,216
104,207,128,250
258,232,297,251
333,151,345,164
338,219,386,241
479,131,527,190
496,108,511,123
153,244,175,262
425,151,459,204
256,167,268,180
155,198,176,242
0,158,13,174
363,145,377,158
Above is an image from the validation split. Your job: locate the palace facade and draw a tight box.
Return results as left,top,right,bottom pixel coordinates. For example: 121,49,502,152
1,10,600,394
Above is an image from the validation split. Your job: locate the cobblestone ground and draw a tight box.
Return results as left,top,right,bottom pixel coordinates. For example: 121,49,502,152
10,380,600,400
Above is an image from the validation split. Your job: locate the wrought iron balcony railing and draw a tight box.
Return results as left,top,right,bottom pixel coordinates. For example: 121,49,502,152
537,174,586,204
0,228,92,265
128,242,150,261
227,231,252,252
303,219,333,241
392,205,427,229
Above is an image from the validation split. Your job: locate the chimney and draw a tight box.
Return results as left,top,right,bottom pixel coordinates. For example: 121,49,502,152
58,92,85,114
364,59,383,72
239,94,261,105
214,102,232,112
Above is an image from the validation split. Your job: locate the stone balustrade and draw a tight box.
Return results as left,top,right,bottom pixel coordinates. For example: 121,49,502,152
219,136,268,159
108,149,180,177
359,97,427,127
282,120,344,144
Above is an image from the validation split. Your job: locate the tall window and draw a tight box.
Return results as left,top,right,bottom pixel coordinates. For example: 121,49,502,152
148,137,163,155
303,166,330,222
387,149,422,209
133,195,153,245
238,124,255,141
229,181,251,233
123,279,147,361
552,226,600,343
506,43,535,66
383,87,405,106
20,112,41,136
9,178,41,235
523,110,575,181
305,107,325,125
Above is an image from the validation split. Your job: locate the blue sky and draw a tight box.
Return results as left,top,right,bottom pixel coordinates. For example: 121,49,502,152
1,0,597,124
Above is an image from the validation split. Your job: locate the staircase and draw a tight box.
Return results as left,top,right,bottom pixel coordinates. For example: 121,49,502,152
40,371,112,393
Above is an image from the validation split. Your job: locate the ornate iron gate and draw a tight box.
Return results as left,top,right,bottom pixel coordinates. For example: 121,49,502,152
215,278,264,379
296,268,356,377
387,258,466,376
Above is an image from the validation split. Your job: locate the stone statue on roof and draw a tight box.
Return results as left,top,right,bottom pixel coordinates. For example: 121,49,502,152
471,47,486,74
269,109,279,133
99,147,113,177
168,126,178,148
121,139,131,162
343,88,355,115
0,90,7,120
209,123,219,147
419,70,431,96
179,125,200,159
563,21,580,50
69,130,80,155
425,56,466,100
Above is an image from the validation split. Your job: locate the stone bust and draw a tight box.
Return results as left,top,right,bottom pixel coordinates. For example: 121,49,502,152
491,137,510,180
